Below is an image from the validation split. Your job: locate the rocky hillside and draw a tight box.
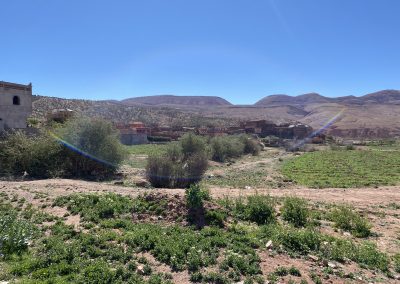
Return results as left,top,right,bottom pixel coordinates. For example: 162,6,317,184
32,96,234,128
121,95,232,107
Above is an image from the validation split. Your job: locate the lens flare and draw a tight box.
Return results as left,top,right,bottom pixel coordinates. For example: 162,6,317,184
290,108,346,150
49,131,116,167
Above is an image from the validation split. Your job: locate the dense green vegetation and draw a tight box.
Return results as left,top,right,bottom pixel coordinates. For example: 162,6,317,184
281,150,400,188
0,117,126,179
1,191,395,283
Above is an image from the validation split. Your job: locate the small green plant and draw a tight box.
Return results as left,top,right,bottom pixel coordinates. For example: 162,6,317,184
0,207,37,257
281,196,309,227
186,184,210,209
329,205,371,237
235,195,276,225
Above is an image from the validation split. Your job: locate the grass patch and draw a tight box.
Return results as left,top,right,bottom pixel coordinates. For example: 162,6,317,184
282,150,400,188
125,143,171,156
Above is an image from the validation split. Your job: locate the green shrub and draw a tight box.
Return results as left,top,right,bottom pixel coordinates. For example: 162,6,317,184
205,209,227,228
281,197,309,227
240,135,261,156
329,206,371,237
210,136,244,162
0,207,37,258
180,133,207,158
146,135,208,188
56,117,127,177
0,117,126,179
355,242,389,271
235,195,276,225
186,184,210,210
0,131,64,178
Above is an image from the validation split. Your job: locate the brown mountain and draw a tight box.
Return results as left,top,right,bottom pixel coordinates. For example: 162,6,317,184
121,95,232,107
359,89,400,104
255,93,331,106
255,90,400,106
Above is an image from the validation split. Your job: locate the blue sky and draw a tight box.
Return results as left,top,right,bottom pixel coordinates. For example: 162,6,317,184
1,0,399,104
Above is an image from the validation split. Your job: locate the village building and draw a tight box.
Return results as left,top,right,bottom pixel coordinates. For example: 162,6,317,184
115,121,148,145
242,120,313,139
0,81,32,132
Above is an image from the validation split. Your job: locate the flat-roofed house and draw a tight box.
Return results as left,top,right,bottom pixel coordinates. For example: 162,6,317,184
0,81,33,132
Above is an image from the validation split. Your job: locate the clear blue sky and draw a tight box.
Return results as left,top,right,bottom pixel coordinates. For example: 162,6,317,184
1,0,399,104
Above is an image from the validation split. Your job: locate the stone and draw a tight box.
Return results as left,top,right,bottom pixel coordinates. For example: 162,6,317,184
308,254,319,262
137,265,145,275
265,240,273,249
328,262,337,269
135,179,150,187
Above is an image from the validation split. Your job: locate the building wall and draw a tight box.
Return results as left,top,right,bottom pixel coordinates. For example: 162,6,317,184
120,133,148,145
0,82,32,130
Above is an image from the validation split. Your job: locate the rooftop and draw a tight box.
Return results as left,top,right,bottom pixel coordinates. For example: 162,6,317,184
0,81,32,91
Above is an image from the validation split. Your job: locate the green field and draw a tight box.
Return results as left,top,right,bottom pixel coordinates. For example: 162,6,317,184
125,143,172,168
125,143,171,156
282,150,400,188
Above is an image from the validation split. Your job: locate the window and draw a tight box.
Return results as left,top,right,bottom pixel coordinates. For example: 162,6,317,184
13,96,20,105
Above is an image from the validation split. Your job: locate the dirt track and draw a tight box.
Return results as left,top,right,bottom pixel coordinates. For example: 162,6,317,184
1,178,399,207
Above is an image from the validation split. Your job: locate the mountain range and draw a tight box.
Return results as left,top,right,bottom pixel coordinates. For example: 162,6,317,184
32,90,400,138
114,90,400,107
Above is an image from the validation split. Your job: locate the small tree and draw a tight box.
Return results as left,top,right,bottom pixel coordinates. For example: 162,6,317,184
56,117,127,178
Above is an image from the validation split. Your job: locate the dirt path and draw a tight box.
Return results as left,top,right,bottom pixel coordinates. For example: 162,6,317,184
1,179,399,207
208,186,400,206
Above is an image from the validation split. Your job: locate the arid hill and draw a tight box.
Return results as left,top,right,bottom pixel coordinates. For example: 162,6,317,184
32,90,400,138
121,94,232,107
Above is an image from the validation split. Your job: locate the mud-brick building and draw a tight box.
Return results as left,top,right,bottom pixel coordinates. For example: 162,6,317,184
115,122,148,145
242,120,313,139
0,81,33,132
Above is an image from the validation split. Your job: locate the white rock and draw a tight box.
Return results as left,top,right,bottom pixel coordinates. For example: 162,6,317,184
265,240,273,249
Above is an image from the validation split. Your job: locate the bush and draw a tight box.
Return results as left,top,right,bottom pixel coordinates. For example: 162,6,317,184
0,117,126,179
0,131,64,178
186,184,210,228
180,133,207,158
146,135,208,188
329,206,371,238
56,117,127,177
0,205,37,258
235,195,276,225
186,184,210,210
281,197,309,227
210,136,245,162
240,135,261,156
